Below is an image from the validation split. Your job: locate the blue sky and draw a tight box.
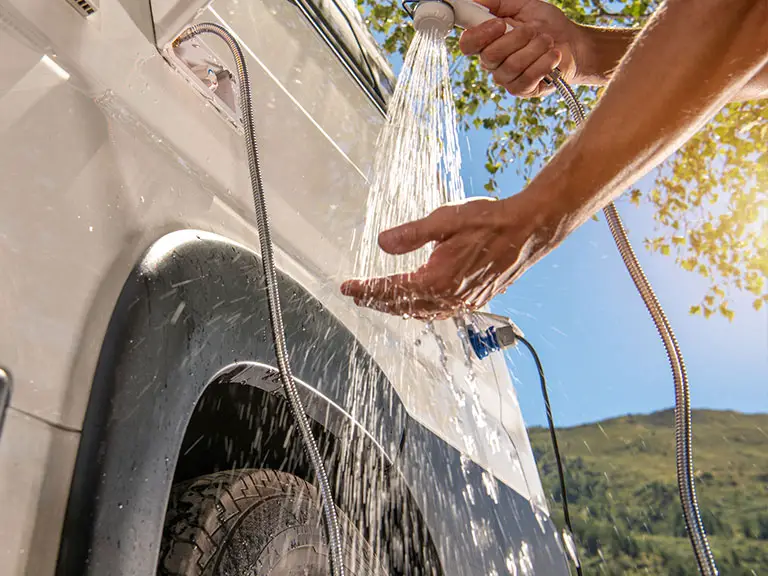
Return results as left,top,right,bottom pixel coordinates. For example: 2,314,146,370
458,127,768,427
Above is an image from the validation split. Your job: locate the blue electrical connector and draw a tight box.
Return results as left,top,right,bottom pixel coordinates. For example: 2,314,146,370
465,313,523,360
467,325,500,359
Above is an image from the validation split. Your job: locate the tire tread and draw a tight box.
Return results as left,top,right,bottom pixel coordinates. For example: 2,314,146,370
159,469,382,575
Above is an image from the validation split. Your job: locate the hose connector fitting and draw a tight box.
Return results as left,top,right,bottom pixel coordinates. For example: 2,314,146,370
465,312,523,359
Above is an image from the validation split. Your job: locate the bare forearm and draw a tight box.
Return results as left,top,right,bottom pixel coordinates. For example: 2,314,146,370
730,61,768,100
524,0,768,240
574,25,639,85
573,12,768,101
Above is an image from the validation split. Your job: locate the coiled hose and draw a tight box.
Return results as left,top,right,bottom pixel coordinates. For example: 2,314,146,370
173,24,345,576
549,68,718,576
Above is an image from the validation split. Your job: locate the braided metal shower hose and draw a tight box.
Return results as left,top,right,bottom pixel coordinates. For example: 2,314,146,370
550,69,718,576
174,23,345,576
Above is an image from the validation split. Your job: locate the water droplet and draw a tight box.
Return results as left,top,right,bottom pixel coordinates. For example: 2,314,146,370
532,501,548,534
487,428,501,453
481,470,499,504
463,483,475,505
462,434,477,456
506,546,518,576
460,453,472,477
518,542,534,575
562,529,580,568
470,517,492,550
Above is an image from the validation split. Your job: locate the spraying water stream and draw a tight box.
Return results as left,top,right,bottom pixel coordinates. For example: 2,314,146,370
355,27,464,279
352,25,499,460
349,25,534,573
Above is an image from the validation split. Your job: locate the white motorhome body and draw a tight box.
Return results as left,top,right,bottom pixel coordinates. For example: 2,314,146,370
0,0,569,573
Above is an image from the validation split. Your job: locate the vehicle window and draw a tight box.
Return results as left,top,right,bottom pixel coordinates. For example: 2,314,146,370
295,0,394,111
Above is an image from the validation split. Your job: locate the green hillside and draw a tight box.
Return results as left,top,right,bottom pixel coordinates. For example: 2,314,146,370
528,409,768,575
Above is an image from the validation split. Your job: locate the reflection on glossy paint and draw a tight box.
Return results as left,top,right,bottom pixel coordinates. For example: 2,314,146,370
40,55,70,81
206,5,367,180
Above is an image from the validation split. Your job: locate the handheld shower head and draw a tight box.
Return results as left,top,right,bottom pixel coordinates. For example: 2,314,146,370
404,0,557,85
412,0,455,36
406,0,508,34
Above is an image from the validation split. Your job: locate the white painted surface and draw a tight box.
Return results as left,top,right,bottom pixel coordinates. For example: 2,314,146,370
0,410,79,576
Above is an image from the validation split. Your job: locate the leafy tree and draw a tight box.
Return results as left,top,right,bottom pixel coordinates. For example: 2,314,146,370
357,0,767,318
527,411,768,573
758,513,768,540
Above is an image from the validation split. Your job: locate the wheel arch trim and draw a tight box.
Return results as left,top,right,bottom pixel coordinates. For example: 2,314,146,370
54,229,407,575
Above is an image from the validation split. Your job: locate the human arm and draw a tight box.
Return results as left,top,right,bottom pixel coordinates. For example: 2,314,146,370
576,20,768,99
728,61,768,100
462,0,768,101
341,0,768,317
533,0,768,234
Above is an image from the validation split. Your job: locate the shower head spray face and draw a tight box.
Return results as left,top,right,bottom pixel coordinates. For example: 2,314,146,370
412,0,455,37
406,0,510,34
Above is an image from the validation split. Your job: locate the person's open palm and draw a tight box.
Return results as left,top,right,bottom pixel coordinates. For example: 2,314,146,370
341,194,562,319
460,0,585,97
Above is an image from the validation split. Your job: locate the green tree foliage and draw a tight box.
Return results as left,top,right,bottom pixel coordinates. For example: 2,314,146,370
357,0,767,318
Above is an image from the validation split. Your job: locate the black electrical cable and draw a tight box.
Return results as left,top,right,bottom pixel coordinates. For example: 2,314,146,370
517,334,584,576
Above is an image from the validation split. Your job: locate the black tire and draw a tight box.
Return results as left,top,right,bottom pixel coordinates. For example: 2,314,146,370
159,469,384,575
